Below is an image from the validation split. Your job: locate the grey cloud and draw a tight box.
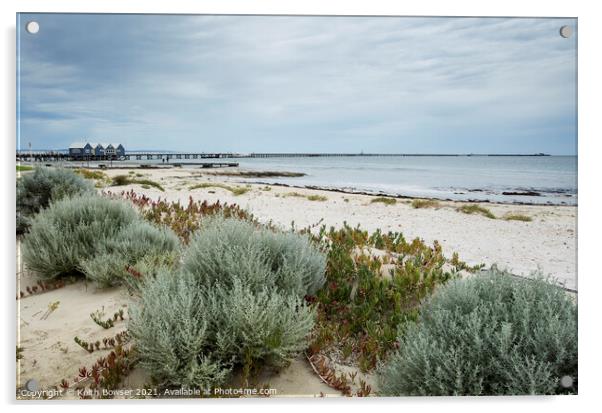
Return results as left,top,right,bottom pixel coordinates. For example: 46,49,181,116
18,14,576,154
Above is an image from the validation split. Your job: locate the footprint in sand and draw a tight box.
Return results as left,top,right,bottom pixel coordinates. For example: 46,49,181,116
32,330,49,341
50,341,69,354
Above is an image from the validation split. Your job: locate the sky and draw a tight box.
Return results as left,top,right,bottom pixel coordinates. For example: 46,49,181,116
17,14,577,154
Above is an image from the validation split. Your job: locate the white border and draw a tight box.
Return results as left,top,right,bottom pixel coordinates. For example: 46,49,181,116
2,1,600,412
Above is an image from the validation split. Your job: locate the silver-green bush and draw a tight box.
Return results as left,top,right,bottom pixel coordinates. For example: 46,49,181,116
22,194,180,285
129,218,323,390
130,274,316,391
122,251,181,291
81,221,180,287
22,195,138,279
182,217,326,297
79,252,130,288
377,269,578,396
211,279,315,368
128,270,230,390
16,167,95,233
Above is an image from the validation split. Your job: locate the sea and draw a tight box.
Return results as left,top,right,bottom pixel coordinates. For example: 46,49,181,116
227,156,577,205
78,155,578,206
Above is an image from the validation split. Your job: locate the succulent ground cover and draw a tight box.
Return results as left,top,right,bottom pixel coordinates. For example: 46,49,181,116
112,190,254,243
305,224,482,372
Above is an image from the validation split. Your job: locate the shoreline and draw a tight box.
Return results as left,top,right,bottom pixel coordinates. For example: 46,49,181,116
238,180,578,207
20,163,577,207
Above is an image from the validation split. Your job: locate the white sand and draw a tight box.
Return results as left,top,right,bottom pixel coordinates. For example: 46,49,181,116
17,274,130,393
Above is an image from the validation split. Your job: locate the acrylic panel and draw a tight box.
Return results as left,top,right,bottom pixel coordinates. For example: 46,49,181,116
16,13,577,400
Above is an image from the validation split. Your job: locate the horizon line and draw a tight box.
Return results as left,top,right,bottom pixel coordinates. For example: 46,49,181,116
16,149,577,157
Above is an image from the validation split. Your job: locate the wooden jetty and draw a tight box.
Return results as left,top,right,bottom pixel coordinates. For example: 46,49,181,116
16,151,551,162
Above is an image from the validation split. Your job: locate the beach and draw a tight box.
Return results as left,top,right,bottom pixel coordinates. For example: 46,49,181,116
16,165,577,398
14,12,581,401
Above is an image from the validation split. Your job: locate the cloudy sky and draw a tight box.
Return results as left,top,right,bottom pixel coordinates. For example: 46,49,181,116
17,14,577,154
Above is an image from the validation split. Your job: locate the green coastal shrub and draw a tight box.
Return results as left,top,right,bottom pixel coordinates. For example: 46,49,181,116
377,269,577,396
211,280,315,369
130,274,316,391
22,195,138,279
124,251,180,291
182,217,326,297
128,270,230,390
129,217,324,391
16,167,95,233
80,221,180,287
79,252,131,288
22,195,179,287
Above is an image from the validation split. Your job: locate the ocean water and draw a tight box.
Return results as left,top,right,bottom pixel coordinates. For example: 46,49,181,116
220,155,577,205
75,155,576,205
